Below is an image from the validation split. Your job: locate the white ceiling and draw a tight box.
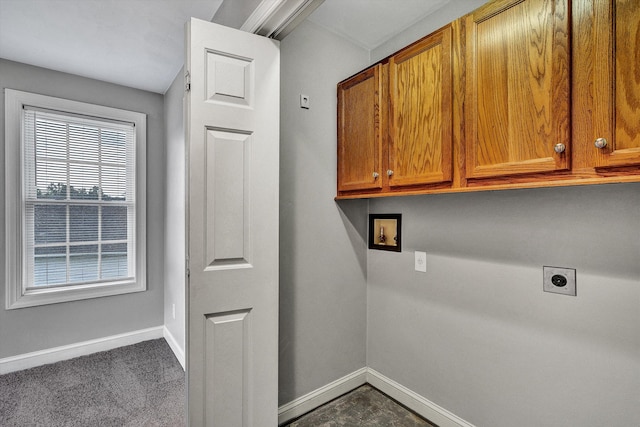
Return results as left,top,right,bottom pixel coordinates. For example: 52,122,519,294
0,0,223,94
0,0,448,94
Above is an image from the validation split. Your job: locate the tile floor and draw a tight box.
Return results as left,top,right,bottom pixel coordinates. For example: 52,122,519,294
283,384,436,426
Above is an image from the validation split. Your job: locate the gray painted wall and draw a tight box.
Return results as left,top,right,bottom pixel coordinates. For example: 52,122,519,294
365,1,640,425
279,20,370,405
213,0,262,29
283,1,640,425
0,59,165,358
370,0,485,62
368,185,640,427
163,69,186,354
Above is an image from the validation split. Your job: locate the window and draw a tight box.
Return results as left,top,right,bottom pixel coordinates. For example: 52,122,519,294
5,89,146,309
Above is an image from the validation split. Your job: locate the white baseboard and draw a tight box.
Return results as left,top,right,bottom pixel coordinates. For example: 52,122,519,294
278,367,368,425
163,326,185,370
366,368,476,427
278,367,475,427
0,326,164,375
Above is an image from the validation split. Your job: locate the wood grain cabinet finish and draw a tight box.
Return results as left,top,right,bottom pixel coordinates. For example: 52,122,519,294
337,64,383,193
388,27,453,188
464,0,571,180
574,0,640,170
337,26,453,197
336,0,640,199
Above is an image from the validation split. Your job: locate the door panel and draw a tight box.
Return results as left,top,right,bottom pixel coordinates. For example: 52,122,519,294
465,0,570,179
205,128,251,267
206,51,253,107
186,18,279,427
204,310,251,426
388,26,453,187
337,65,383,193
590,0,640,168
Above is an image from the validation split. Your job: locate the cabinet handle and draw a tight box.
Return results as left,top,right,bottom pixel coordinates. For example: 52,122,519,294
387,170,394,176
372,172,379,179
554,143,566,154
595,137,608,149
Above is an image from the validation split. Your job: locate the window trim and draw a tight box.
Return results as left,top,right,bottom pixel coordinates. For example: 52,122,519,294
5,89,147,309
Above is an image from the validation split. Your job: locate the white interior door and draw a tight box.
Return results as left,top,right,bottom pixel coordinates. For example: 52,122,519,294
185,18,280,426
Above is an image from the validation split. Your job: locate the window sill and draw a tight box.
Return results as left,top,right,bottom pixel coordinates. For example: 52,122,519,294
5,280,146,310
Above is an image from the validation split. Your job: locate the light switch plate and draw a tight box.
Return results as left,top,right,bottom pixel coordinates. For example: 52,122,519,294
415,251,427,273
300,94,310,109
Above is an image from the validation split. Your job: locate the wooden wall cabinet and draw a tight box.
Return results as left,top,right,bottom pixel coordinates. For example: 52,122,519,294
574,0,640,171
388,26,453,188
337,64,383,193
336,0,640,199
337,26,454,197
464,0,570,180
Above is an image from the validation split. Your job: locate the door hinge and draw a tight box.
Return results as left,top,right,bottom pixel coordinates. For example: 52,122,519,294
186,256,190,278
185,71,191,92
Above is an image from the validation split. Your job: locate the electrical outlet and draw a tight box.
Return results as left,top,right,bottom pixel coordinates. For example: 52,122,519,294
543,266,576,296
415,251,427,273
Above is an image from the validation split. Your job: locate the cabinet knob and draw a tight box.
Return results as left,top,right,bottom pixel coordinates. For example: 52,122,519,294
595,137,608,149
372,172,379,179
387,170,394,176
554,143,566,154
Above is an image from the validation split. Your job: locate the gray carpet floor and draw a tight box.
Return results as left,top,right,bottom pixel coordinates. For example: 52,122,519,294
0,338,185,426
2,339,433,427
283,384,436,427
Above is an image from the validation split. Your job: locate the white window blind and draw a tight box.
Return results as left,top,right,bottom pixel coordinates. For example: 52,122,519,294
5,89,146,309
23,107,136,289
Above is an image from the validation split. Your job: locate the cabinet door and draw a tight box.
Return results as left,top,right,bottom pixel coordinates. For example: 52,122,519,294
337,65,383,193
388,26,453,187
464,0,570,179
588,0,640,168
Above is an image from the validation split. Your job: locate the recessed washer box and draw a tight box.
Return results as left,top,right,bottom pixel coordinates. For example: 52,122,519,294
543,266,576,296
